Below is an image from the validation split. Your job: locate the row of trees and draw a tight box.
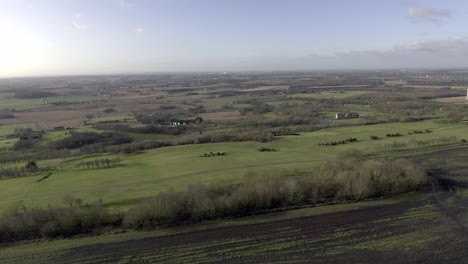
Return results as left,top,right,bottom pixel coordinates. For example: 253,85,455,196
0,161,39,179
54,131,132,150
75,158,121,170
200,152,226,158
318,138,358,146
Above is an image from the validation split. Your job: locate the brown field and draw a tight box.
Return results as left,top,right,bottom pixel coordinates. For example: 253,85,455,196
434,96,467,103
240,85,290,92
0,109,96,130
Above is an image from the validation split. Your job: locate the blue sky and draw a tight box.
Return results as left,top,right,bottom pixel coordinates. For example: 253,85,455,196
1,0,468,77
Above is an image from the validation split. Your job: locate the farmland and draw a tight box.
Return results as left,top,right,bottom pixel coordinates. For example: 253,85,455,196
0,71,467,263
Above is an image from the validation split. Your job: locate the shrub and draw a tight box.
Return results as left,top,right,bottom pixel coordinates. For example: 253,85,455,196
0,200,120,243
124,156,426,228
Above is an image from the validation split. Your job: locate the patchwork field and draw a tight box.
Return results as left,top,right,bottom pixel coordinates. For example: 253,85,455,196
1,72,468,263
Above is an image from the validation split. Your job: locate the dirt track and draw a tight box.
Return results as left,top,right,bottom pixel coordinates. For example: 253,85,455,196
47,196,467,264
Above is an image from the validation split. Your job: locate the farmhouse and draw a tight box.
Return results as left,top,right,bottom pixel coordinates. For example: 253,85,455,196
335,112,359,120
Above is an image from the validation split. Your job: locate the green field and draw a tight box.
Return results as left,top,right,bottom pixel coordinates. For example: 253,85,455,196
289,90,372,99
88,115,136,124
0,119,466,214
0,123,36,137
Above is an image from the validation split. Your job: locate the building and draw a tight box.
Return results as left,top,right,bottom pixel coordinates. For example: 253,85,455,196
335,112,359,120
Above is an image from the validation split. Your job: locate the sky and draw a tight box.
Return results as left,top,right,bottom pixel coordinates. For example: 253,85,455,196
1,0,468,77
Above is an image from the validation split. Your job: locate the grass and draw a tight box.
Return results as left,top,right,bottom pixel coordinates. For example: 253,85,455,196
0,95,109,111
0,119,467,214
88,115,136,125
0,123,36,137
351,231,440,251
0,98,45,111
37,126,101,146
289,91,372,99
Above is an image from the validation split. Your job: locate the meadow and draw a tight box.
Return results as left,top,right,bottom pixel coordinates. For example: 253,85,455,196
0,119,466,214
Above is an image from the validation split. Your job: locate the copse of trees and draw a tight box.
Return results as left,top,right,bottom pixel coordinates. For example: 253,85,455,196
54,131,132,150
93,123,189,135
258,147,277,152
0,113,15,119
106,140,172,154
0,149,74,164
318,138,358,146
408,129,432,135
103,108,116,113
200,152,226,157
0,199,121,242
13,129,43,150
386,133,402,137
74,158,121,170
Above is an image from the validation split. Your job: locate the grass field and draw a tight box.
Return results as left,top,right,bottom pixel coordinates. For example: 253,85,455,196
88,115,136,124
289,90,372,99
0,98,45,111
0,123,36,137
0,119,466,214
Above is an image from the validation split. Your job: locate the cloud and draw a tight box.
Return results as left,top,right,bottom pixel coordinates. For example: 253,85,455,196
72,13,88,32
179,38,468,71
407,7,451,23
72,21,88,32
117,0,132,8
134,27,144,34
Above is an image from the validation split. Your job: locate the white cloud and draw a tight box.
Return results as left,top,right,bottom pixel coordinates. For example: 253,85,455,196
407,7,451,23
135,27,144,34
72,21,88,32
174,38,468,71
72,13,88,32
118,0,132,8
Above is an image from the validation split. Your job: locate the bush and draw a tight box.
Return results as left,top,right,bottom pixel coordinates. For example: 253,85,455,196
103,108,116,113
124,156,426,228
55,131,133,150
0,113,14,119
258,147,277,152
0,200,121,243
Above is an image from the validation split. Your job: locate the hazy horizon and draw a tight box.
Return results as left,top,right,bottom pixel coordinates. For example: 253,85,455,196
2,0,468,77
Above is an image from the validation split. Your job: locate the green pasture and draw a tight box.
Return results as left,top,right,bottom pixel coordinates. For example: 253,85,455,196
0,119,467,214
43,95,108,104
0,123,36,137
37,127,101,146
88,115,136,124
289,90,371,99
0,95,109,111
0,98,45,111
